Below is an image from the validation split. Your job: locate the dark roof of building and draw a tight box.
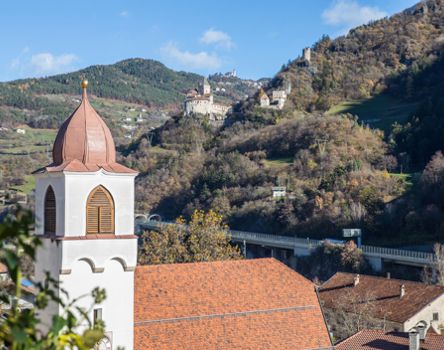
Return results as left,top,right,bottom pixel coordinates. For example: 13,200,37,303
319,272,444,324
134,258,333,350
336,329,444,350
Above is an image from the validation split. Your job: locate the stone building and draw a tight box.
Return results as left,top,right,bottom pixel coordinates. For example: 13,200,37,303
184,77,231,119
258,79,291,110
272,90,287,109
258,88,270,107
303,47,311,62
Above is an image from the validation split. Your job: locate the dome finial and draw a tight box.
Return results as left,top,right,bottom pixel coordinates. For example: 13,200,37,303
81,79,89,90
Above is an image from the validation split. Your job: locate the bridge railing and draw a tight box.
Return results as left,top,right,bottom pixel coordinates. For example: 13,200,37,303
139,220,435,263
361,245,433,261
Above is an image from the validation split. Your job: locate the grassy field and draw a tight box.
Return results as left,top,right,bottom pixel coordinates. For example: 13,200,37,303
10,175,36,195
0,127,56,196
327,94,419,131
263,157,293,170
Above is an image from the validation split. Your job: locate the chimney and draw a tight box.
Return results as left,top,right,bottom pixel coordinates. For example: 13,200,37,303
353,274,360,286
400,284,406,298
409,329,420,350
417,323,427,340
386,272,391,279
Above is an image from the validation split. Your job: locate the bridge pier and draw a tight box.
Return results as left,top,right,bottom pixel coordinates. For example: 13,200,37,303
366,256,383,272
294,246,312,257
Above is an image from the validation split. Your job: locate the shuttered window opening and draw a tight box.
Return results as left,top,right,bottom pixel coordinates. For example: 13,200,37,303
86,186,115,234
44,186,56,235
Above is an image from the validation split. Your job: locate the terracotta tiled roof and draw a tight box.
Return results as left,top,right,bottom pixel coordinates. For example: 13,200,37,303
336,329,444,350
319,272,444,324
0,262,7,274
134,258,333,350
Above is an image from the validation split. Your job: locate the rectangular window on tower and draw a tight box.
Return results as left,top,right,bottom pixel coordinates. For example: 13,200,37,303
93,308,103,326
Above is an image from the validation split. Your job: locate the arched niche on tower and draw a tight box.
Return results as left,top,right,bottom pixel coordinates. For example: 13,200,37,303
44,185,56,235
86,185,115,235
110,257,135,272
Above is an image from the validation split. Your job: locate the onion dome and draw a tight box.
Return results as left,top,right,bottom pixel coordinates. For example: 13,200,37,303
38,80,136,174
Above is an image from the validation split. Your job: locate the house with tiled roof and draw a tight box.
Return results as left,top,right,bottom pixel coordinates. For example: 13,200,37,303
336,328,444,350
33,80,333,350
134,258,333,350
319,272,444,333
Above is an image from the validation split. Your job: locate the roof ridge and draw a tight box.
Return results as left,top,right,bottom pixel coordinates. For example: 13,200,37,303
136,257,275,270
135,305,317,326
335,329,366,346
329,272,444,289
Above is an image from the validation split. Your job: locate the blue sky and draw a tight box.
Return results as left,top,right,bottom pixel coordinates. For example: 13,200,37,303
0,0,419,81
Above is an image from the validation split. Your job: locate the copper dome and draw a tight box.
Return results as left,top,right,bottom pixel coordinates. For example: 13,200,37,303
39,81,136,174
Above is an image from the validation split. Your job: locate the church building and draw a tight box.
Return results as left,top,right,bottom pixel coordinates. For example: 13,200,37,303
33,80,333,350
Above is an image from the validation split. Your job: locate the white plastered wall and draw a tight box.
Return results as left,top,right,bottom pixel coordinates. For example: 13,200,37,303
60,242,136,350
35,170,137,236
34,169,138,349
403,293,444,331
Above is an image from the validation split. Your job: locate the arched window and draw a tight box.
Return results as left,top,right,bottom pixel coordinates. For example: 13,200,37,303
86,186,114,234
44,186,56,235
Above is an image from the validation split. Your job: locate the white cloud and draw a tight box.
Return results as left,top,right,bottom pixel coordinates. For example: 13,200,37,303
120,10,129,17
322,0,387,31
160,42,222,70
200,28,234,50
30,53,78,74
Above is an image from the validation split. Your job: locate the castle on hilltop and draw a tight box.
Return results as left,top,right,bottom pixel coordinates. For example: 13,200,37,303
184,77,231,121
258,79,292,110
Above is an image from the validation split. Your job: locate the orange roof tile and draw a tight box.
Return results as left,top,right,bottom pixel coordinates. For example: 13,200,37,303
134,258,333,350
336,329,444,350
319,272,444,324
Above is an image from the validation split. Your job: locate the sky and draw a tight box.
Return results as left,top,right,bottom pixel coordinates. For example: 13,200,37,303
0,0,419,81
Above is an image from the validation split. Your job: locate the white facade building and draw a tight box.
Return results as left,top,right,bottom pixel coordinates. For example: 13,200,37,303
272,186,286,198
34,80,138,350
184,78,231,119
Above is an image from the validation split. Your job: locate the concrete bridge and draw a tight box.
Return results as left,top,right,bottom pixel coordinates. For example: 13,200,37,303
138,220,435,272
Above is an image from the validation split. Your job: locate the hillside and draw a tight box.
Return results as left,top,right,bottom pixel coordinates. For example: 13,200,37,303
0,58,263,130
0,58,266,209
3,1,444,245
123,0,444,246
236,0,444,133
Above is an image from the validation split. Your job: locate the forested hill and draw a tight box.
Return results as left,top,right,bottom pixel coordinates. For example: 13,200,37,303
0,58,262,129
237,0,444,128
5,59,202,106
280,0,444,111
123,0,444,246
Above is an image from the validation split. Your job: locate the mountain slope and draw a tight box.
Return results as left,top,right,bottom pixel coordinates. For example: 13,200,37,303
0,58,263,129
125,0,444,245
237,0,444,131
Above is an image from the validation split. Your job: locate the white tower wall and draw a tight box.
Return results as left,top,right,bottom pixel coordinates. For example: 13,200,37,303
34,169,138,350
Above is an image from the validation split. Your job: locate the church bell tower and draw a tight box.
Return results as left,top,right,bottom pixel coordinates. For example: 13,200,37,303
34,80,138,349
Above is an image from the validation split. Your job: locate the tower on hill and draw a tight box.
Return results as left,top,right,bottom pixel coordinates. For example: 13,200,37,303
199,77,211,95
33,80,138,350
303,47,311,62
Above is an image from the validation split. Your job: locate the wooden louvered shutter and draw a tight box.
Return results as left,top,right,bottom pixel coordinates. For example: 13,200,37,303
44,186,56,235
86,186,114,234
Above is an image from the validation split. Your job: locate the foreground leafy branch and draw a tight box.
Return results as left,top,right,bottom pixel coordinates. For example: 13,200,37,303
0,208,106,350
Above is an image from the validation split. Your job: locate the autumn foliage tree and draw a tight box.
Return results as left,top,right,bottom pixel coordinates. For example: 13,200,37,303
138,210,242,265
